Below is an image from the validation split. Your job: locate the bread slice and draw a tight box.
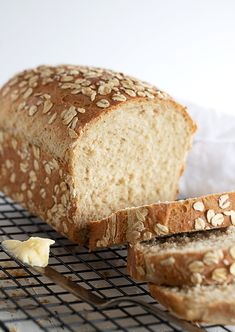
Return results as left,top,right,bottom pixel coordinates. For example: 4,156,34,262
149,282,235,324
0,65,195,245
128,226,235,286
89,192,235,248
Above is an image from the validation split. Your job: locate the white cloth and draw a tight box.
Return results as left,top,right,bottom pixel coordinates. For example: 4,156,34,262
179,102,235,198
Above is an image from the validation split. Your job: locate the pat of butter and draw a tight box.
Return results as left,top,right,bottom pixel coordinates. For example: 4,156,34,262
2,237,55,267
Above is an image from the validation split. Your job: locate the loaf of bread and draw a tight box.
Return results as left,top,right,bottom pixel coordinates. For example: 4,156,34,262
0,65,195,246
89,192,235,248
128,226,235,286
149,282,235,324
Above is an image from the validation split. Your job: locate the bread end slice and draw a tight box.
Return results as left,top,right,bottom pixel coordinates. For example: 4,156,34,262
149,282,235,324
89,192,235,249
128,226,235,286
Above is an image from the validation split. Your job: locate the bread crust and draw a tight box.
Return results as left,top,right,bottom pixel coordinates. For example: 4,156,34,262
128,226,235,286
149,283,235,324
0,65,196,245
1,65,194,159
0,130,89,243
90,192,235,249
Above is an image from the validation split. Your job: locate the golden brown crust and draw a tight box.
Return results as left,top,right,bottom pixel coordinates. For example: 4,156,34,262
128,228,235,286
149,283,235,324
89,192,235,249
0,129,86,244
0,65,178,159
0,65,196,246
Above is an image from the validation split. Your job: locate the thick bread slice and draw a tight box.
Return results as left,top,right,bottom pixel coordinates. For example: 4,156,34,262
128,226,235,286
149,282,235,324
0,65,196,245
89,192,235,249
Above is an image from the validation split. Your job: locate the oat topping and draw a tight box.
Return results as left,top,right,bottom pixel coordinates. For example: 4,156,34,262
230,214,235,226
32,145,40,159
40,188,46,199
27,190,33,200
20,162,28,173
224,210,235,225
70,117,79,130
191,272,203,285
17,101,26,112
96,99,110,108
219,194,231,209
28,105,38,116
33,159,39,171
230,246,235,259
207,209,215,223
29,170,37,183
68,129,79,139
61,106,77,125
223,210,235,216
224,259,230,266
135,208,148,222
5,160,13,169
98,84,112,95
203,250,223,266
193,201,205,211
48,113,57,124
142,231,153,241
23,88,33,99
212,267,228,282
124,89,136,97
10,173,16,183
230,263,235,276
194,217,206,230
188,260,204,273
154,223,169,235
60,75,74,82
211,213,224,226
42,100,53,114
44,164,52,175
160,257,175,266
21,183,27,191
77,107,86,114
112,93,127,102
126,209,146,243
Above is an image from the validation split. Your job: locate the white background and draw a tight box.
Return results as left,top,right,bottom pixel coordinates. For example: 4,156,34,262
1,0,235,114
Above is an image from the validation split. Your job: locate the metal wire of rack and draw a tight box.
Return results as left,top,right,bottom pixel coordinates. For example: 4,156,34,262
0,192,234,332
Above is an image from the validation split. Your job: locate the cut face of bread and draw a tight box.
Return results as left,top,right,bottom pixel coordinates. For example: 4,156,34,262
149,282,235,324
75,100,193,222
128,226,235,286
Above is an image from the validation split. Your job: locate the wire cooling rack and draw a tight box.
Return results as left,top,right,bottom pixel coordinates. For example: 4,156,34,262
0,192,235,332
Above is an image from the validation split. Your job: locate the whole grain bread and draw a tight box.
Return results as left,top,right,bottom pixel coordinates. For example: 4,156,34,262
149,282,235,324
0,65,196,245
128,226,235,286
89,192,235,248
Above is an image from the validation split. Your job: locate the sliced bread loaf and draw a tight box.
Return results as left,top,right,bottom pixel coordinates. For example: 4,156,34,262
0,65,195,245
89,192,235,248
128,226,235,286
149,282,235,324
